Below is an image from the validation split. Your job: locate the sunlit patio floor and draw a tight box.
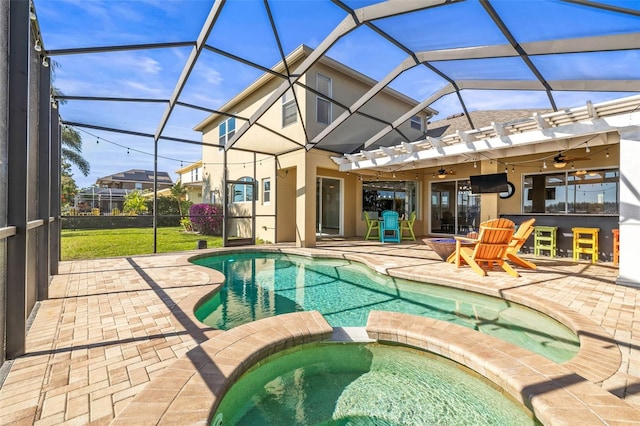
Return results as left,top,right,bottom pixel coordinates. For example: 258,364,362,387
1,239,639,425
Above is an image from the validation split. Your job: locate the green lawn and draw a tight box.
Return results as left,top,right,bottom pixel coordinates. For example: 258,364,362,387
61,227,223,260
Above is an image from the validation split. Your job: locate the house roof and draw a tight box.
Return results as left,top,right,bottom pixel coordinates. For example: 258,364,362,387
425,109,550,139
96,169,173,185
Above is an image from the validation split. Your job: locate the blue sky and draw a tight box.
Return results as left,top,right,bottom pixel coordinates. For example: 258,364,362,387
34,0,640,188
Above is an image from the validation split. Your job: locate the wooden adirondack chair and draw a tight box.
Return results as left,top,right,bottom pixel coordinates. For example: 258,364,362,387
505,218,536,269
453,218,519,277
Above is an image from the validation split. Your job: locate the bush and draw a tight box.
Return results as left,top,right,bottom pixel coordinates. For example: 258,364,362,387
145,197,193,227
189,203,223,236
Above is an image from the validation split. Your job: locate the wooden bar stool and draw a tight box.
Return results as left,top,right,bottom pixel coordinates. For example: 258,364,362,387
534,226,557,258
572,227,599,263
612,229,619,265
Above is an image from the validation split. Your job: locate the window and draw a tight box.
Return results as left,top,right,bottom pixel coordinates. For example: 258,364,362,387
410,115,422,131
282,89,297,127
523,169,619,214
262,178,271,204
316,73,332,124
191,168,198,181
362,180,418,220
232,177,255,203
134,183,142,190
218,117,236,150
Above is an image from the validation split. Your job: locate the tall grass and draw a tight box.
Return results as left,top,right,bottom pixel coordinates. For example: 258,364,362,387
61,227,223,260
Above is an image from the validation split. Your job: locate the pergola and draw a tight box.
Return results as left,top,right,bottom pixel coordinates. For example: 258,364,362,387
2,0,639,363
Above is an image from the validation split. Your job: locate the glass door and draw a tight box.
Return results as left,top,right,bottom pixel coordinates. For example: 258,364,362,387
316,177,342,236
430,180,480,235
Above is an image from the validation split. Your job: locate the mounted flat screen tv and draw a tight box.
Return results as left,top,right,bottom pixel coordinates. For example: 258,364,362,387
470,173,508,194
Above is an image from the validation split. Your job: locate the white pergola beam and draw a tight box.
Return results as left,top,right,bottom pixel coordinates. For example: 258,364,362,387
337,111,640,172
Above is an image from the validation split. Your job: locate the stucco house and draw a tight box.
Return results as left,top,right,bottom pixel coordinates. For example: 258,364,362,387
194,45,636,285
195,45,435,244
174,160,205,204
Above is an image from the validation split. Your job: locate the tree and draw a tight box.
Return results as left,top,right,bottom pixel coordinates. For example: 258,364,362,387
123,190,148,215
60,162,78,207
52,61,90,177
61,125,90,176
169,180,188,217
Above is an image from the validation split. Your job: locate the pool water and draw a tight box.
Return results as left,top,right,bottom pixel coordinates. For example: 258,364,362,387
193,252,579,362
213,343,540,426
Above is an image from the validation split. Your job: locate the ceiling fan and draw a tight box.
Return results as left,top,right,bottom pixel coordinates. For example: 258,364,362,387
553,152,591,168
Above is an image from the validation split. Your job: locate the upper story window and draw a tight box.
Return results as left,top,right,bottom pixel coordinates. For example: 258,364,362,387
134,182,142,190
191,168,199,182
523,168,619,214
219,117,236,150
262,178,271,204
410,115,422,131
282,89,297,127
232,177,255,203
316,73,332,125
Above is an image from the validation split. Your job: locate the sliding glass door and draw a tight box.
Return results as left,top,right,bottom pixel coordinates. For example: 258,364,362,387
430,180,480,235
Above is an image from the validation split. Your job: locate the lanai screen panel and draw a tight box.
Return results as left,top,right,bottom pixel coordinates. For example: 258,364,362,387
33,0,640,173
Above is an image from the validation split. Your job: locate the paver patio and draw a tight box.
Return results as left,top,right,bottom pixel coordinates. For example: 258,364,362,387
0,240,639,425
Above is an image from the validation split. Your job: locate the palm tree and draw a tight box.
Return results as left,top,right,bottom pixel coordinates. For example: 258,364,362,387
123,190,148,215
62,125,90,176
170,180,187,217
52,60,90,177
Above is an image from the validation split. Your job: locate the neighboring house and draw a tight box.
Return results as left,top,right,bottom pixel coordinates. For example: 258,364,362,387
96,169,173,191
175,161,205,204
194,44,630,261
76,169,173,213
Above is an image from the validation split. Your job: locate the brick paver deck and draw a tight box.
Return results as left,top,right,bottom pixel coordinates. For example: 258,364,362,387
0,240,638,425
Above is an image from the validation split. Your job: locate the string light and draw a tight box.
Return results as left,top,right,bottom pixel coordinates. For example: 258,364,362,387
127,148,130,155
473,161,477,168
543,161,547,169
511,165,515,173
585,143,590,153
504,164,508,173
42,57,49,68
606,149,610,158
96,138,99,144
34,40,42,52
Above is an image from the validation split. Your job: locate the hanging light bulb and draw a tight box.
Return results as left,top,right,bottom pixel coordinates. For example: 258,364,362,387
96,138,99,144
42,57,49,67
473,161,477,168
504,164,508,173
34,40,42,52
543,161,547,169
127,148,130,155
585,143,590,153
606,149,610,158
511,165,515,173
392,172,396,178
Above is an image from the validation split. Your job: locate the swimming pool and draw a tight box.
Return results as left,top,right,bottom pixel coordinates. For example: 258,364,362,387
193,251,579,362
213,342,539,426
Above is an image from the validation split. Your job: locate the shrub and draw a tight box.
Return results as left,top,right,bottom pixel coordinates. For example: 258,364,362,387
189,203,223,236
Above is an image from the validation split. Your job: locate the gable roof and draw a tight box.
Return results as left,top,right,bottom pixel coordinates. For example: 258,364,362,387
96,169,173,185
